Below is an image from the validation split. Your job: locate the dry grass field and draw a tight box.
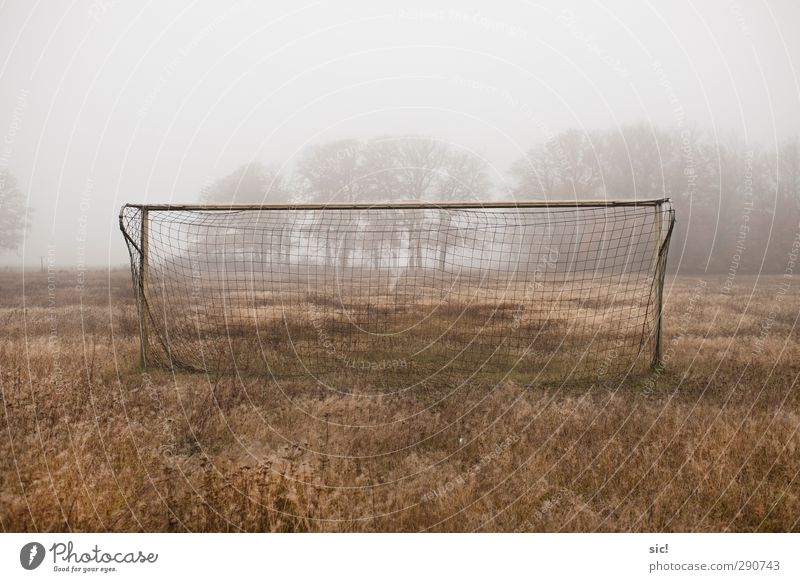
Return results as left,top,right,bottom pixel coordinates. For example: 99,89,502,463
1,268,798,532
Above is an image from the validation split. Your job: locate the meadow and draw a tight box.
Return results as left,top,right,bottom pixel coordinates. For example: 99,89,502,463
0,268,798,532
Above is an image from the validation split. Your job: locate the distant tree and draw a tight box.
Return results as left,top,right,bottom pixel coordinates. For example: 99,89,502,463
196,162,290,265
293,139,369,267
435,149,490,200
363,137,490,270
764,137,800,272
0,170,30,253
593,124,674,198
510,129,598,199
509,144,558,199
777,137,800,207
200,162,288,204
294,139,366,203
376,137,449,199
295,136,490,202
359,136,404,199
294,136,490,270
510,126,800,275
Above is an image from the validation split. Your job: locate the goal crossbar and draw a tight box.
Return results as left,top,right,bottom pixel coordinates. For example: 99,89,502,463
122,198,669,212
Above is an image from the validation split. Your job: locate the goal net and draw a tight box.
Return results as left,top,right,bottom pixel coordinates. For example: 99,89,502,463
119,200,674,385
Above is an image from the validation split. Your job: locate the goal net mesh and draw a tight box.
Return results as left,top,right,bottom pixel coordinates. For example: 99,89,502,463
120,202,674,385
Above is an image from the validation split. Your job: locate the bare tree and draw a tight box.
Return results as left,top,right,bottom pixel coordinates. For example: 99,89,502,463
777,137,800,206
429,149,490,271
295,139,366,203
0,170,30,253
198,162,290,265
510,125,800,275
359,136,403,200
294,139,369,268
294,136,490,271
509,144,558,199
434,150,490,200
592,124,671,198
200,162,288,204
388,137,449,199
511,129,598,199
296,136,489,202
367,137,489,270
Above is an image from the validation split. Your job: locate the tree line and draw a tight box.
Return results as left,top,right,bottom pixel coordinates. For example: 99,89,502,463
3,127,798,275
201,129,799,275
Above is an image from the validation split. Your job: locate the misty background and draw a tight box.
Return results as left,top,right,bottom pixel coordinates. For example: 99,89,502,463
0,0,799,273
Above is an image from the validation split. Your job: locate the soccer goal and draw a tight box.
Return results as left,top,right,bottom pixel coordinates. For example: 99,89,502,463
119,199,674,384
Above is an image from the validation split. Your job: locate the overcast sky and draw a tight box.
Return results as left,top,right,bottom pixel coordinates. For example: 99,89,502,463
1,0,798,267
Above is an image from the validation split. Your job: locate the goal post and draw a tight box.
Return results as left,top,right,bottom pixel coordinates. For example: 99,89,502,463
119,199,675,382
138,207,149,368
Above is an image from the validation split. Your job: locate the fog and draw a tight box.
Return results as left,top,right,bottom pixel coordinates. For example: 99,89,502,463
0,0,798,269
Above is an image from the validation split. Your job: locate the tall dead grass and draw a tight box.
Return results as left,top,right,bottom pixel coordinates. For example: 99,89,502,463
0,269,798,531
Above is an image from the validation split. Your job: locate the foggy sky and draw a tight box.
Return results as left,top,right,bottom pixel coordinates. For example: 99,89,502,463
0,0,798,267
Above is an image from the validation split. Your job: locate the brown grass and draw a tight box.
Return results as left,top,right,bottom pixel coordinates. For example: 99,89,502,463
0,269,798,532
